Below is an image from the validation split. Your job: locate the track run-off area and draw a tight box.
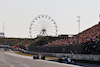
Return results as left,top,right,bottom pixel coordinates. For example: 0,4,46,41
0,47,100,67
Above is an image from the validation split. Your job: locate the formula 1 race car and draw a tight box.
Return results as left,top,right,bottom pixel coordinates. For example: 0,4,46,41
33,54,45,60
58,55,77,64
4,47,9,51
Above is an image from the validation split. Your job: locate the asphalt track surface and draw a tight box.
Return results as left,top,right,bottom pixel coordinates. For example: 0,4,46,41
0,48,100,67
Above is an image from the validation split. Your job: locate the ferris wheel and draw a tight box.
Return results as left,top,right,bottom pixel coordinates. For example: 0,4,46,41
29,14,58,38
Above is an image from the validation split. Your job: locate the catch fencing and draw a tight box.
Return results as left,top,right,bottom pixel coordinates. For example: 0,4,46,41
28,45,85,54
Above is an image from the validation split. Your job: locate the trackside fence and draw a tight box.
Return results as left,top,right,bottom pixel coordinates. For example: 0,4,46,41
28,45,85,54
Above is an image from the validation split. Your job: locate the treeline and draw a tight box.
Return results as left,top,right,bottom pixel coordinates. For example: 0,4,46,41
0,36,58,47
28,36,58,47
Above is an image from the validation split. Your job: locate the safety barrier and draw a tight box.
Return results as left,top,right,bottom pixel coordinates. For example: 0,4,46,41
19,48,100,61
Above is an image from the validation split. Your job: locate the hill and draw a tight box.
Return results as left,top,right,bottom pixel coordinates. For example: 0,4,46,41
0,36,58,47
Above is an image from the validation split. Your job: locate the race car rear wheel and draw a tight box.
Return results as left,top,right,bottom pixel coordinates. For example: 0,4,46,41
58,59,63,63
33,56,36,59
41,56,45,60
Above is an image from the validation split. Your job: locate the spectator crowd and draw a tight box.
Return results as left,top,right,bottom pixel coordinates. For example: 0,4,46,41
43,22,100,54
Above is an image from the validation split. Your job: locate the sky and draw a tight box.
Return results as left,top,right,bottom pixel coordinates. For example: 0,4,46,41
0,0,100,38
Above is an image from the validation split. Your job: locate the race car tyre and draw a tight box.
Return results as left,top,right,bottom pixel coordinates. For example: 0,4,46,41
33,56,36,59
58,59,63,63
41,56,45,60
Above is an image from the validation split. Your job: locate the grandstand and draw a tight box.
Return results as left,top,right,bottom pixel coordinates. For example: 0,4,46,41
44,22,100,46
29,22,100,54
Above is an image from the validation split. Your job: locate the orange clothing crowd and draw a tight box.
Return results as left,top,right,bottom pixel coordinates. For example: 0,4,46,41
44,22,100,46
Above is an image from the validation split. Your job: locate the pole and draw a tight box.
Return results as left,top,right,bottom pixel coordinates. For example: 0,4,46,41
3,23,5,33
3,22,5,38
77,16,80,34
99,14,100,22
